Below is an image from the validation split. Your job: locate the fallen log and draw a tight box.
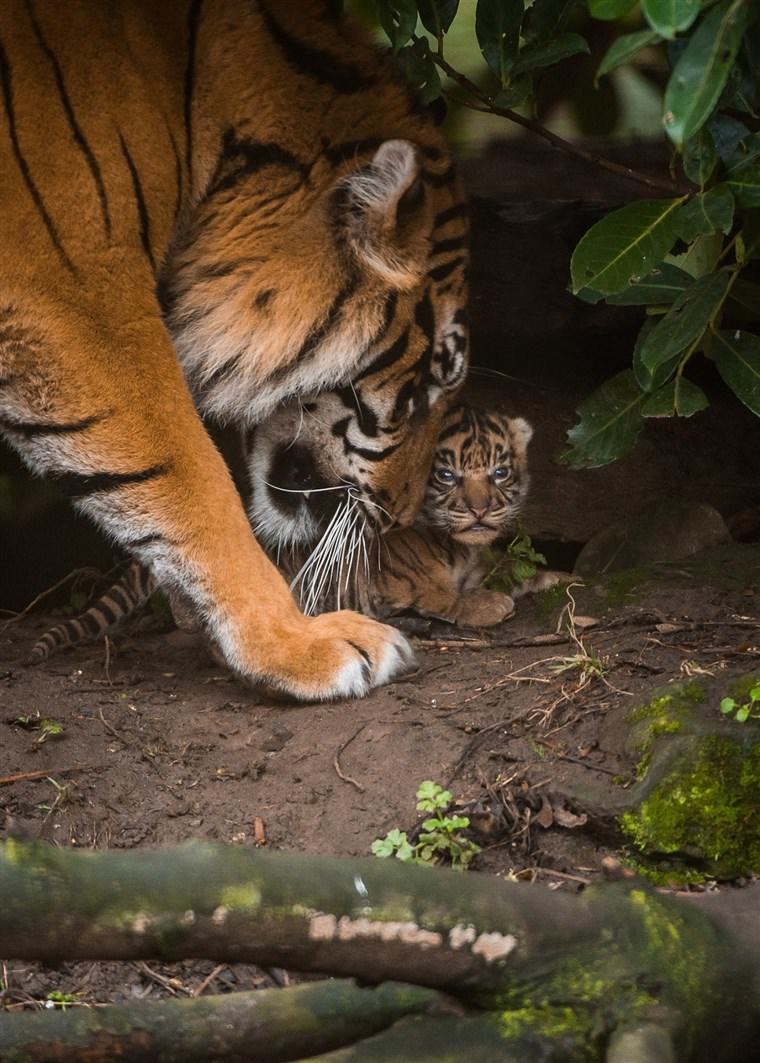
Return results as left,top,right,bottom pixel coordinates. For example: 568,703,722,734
0,841,758,1061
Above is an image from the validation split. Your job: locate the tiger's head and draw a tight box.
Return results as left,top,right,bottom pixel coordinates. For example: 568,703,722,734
248,398,532,557
421,406,533,545
163,104,469,532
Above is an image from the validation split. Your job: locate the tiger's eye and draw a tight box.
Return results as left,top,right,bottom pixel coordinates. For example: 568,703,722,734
435,467,456,484
491,467,511,482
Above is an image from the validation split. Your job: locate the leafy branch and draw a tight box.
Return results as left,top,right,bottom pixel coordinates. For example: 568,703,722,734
371,0,760,467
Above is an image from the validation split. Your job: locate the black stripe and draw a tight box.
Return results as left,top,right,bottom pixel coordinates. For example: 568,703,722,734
118,132,155,272
129,533,166,549
431,235,467,256
167,122,183,221
429,256,465,284
434,203,468,228
322,138,382,167
353,328,409,385
184,0,203,189
0,413,102,438
108,583,136,613
55,463,168,500
298,277,358,361
77,612,102,637
210,128,308,196
258,1,374,94
94,599,120,626
25,0,112,238
0,39,75,272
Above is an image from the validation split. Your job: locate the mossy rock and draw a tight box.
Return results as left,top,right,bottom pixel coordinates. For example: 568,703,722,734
617,675,760,882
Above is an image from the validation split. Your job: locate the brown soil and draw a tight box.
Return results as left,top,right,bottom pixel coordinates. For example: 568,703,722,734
1,541,758,1009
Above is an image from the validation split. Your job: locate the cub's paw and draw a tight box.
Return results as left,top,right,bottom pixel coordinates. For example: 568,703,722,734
455,590,515,628
254,611,414,702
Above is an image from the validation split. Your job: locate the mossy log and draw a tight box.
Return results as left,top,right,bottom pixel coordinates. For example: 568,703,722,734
1,841,759,1061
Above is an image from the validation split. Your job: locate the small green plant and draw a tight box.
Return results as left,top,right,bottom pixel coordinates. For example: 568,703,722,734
549,652,606,683
15,714,65,744
371,780,480,871
720,682,760,723
45,990,79,1010
483,534,547,593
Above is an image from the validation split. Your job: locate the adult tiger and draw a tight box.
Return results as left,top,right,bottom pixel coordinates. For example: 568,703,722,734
0,0,469,699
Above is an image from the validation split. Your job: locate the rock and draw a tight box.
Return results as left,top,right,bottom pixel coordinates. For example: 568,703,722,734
574,499,731,576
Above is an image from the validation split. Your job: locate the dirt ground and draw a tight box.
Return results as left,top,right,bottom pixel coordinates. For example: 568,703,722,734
1,540,758,1009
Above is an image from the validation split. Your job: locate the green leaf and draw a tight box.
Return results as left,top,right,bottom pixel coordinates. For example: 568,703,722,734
683,128,717,186
493,75,533,109
570,198,686,296
729,277,760,316
476,0,523,84
396,42,442,103
375,0,417,52
524,0,581,42
724,161,760,209
607,262,694,305
596,29,661,82
665,231,723,278
736,705,751,722
561,369,646,469
641,376,709,417
639,270,733,371
417,0,460,36
710,115,751,161
676,187,735,242
642,0,699,39
720,697,737,713
663,0,752,148
513,32,588,74
712,329,760,415
727,130,760,170
633,319,680,391
588,0,637,20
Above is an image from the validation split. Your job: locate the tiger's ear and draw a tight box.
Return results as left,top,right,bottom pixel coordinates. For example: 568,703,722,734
508,417,533,456
340,140,430,289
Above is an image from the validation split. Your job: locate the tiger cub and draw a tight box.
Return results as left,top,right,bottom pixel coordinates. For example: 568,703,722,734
27,405,536,662
250,400,549,626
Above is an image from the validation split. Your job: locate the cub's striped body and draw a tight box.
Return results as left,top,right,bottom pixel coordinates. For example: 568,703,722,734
1,0,469,699
251,401,539,625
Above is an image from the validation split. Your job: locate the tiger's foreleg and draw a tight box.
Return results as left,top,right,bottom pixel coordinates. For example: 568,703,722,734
2,298,412,700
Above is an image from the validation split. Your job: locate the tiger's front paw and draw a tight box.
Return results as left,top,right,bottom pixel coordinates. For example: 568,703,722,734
236,610,415,701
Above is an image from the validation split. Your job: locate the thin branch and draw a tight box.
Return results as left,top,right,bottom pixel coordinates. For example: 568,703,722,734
424,43,686,199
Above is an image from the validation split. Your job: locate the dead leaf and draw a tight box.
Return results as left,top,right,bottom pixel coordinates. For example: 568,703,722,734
534,795,554,829
553,805,588,830
572,616,599,630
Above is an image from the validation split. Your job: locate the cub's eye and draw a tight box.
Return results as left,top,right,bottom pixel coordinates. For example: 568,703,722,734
435,467,456,484
491,466,511,482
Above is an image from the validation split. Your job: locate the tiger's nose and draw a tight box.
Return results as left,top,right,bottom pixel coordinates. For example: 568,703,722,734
469,505,489,520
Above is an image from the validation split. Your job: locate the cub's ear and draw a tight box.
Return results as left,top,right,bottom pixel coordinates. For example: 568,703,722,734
508,417,533,456
340,139,430,289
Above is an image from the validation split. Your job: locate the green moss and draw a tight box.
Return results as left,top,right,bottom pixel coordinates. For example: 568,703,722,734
620,735,760,879
494,1003,594,1052
220,883,262,913
625,682,704,777
531,581,569,621
600,568,649,605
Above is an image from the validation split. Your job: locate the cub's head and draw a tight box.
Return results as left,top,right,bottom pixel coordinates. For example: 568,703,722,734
248,398,532,556
422,406,533,545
